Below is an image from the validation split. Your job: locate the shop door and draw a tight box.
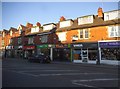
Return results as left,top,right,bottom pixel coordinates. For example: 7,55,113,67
81,49,88,62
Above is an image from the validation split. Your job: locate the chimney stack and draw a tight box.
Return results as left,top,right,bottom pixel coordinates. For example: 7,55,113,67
98,7,103,17
60,16,66,21
36,22,41,27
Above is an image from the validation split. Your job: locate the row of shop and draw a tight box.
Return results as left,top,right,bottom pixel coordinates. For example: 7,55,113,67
5,41,120,65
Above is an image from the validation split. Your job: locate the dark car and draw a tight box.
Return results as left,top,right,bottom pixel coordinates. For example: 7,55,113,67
28,53,51,63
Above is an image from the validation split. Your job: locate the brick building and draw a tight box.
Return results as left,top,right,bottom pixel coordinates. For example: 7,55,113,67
2,8,120,65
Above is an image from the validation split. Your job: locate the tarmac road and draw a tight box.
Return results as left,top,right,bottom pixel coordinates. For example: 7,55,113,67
2,58,119,89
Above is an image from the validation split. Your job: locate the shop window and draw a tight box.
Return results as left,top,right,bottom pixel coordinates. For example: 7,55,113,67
10,30,12,36
101,48,120,61
88,49,97,60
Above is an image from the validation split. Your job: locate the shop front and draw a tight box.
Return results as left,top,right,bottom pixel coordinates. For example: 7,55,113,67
14,46,23,58
53,44,71,62
23,45,36,59
72,42,98,64
5,46,14,58
37,44,54,61
98,40,120,65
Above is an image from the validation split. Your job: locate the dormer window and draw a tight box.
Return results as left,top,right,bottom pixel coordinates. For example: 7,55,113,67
43,24,56,31
31,26,39,33
104,10,120,21
59,20,73,28
78,15,94,25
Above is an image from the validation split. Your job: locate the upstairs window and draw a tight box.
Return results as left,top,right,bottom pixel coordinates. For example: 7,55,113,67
80,30,83,39
18,38,22,44
79,29,89,39
85,29,89,38
28,37,34,44
2,32,5,37
108,25,120,37
19,29,22,34
10,30,12,36
57,32,67,42
10,39,13,44
2,40,4,47
41,35,48,43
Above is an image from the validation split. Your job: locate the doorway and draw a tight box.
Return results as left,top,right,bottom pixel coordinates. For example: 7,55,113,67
81,49,88,62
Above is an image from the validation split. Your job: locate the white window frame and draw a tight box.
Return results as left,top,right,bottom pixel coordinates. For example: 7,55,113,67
79,29,89,39
108,25,120,38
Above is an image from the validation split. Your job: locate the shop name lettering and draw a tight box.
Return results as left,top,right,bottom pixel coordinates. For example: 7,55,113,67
100,42,120,46
73,44,83,47
26,46,34,49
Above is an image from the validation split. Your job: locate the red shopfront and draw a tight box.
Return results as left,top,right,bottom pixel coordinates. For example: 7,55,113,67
23,46,35,59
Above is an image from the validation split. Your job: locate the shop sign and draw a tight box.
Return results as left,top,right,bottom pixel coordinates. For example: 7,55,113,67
48,44,55,48
37,45,48,48
55,44,70,48
6,46,13,49
37,44,55,48
55,44,64,48
73,44,83,48
23,46,35,50
99,41,120,47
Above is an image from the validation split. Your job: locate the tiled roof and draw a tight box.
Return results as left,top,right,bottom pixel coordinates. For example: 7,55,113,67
56,15,120,32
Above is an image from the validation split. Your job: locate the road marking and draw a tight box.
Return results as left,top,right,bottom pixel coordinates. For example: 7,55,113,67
3,69,110,77
72,78,119,82
36,73,107,76
19,70,80,72
72,78,118,89
72,82,104,89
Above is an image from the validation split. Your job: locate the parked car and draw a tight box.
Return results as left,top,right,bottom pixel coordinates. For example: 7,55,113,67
28,53,51,63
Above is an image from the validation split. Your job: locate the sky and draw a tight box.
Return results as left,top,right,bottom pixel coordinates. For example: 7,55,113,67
1,1,119,30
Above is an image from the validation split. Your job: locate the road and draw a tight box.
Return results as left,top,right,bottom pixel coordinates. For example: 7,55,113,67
2,58,119,89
